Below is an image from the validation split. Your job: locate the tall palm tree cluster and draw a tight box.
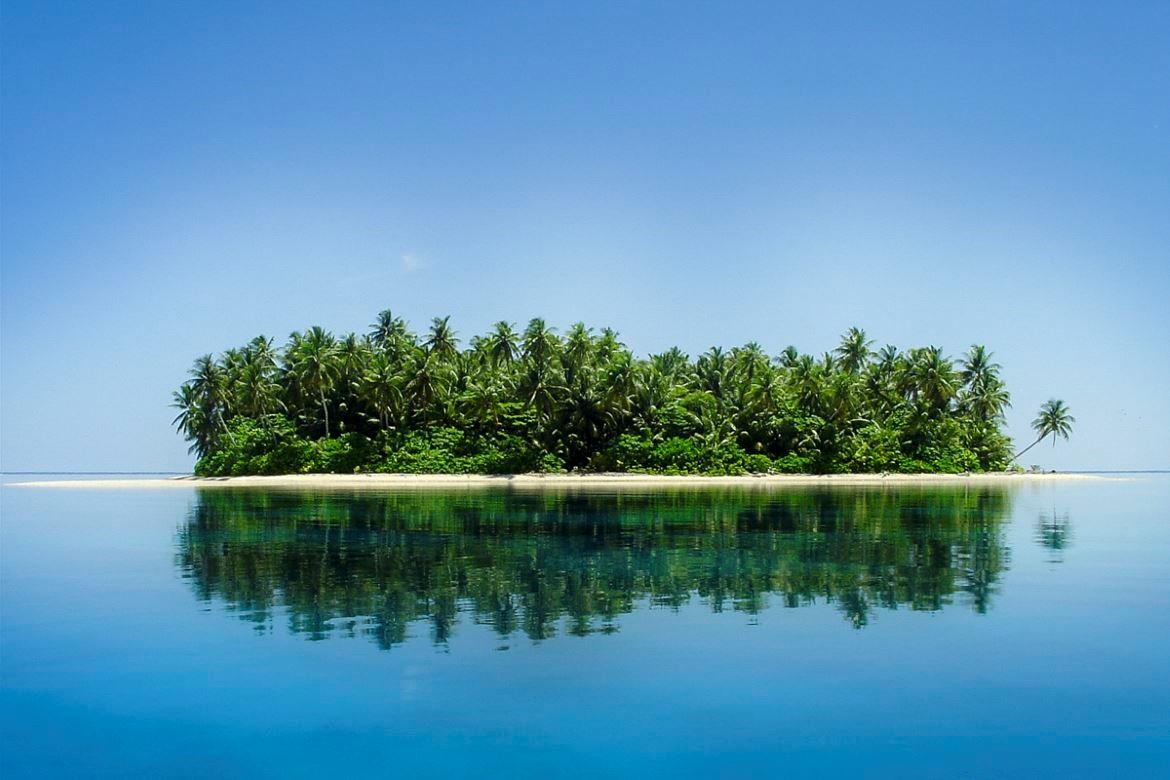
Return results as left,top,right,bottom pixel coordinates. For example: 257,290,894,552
173,313,1038,476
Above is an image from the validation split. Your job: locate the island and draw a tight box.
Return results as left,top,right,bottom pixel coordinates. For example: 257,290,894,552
171,310,1073,477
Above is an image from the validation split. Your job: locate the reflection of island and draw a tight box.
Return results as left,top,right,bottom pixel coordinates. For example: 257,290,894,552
177,487,1012,647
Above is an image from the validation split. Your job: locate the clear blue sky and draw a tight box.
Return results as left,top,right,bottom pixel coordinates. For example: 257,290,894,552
2,1,1168,472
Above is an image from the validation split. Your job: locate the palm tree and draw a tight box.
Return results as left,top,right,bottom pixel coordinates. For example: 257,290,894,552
902,346,956,413
600,352,636,424
959,345,1010,422
629,362,672,432
522,318,559,369
746,367,785,420
171,383,212,456
287,327,340,437
790,353,824,411
696,347,729,399
864,345,903,415
361,351,404,429
424,316,459,360
405,352,451,420
595,327,624,363
236,359,285,419
487,321,519,367
835,327,873,374
518,361,563,422
964,375,1011,423
778,345,800,369
1015,399,1075,461
562,323,594,378
960,345,999,388
188,354,233,442
369,309,406,347
731,342,769,388
651,347,691,383
459,370,510,430
874,344,900,369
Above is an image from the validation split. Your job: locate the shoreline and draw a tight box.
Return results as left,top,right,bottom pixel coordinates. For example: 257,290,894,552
9,472,1110,490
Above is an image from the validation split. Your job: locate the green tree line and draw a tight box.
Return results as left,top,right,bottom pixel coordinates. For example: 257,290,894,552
172,311,1067,475
178,487,1012,645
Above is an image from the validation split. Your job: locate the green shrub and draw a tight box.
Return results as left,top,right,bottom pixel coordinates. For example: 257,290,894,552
195,416,312,476
905,418,980,473
744,453,773,474
773,453,813,474
589,434,654,472
840,424,903,473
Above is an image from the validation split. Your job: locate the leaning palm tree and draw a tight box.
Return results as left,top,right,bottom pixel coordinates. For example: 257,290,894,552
1014,399,1075,461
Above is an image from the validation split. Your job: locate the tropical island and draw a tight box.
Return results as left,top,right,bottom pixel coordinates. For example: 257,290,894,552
172,310,1074,477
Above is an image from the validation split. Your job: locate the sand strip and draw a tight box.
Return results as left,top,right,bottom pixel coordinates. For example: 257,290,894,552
9,472,1109,490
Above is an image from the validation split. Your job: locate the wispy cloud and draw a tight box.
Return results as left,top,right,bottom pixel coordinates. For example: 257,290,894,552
329,253,431,288
401,253,425,273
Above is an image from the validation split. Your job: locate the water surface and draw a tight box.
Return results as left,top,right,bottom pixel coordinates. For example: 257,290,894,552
2,477,1168,777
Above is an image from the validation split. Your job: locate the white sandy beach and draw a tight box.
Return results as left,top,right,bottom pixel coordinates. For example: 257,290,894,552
10,472,1106,490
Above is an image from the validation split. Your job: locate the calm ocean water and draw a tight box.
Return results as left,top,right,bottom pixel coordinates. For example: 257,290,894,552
2,476,1168,778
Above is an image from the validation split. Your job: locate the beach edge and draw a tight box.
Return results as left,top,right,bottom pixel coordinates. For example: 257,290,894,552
9,472,1112,489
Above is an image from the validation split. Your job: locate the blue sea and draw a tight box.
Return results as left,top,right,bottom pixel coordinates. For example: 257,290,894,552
2,475,1168,777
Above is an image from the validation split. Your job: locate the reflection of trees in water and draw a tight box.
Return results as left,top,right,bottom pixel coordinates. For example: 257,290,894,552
1036,509,1073,562
176,487,1012,647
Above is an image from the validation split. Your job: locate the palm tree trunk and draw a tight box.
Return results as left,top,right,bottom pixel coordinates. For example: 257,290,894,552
320,389,330,438
218,410,236,444
1013,435,1044,461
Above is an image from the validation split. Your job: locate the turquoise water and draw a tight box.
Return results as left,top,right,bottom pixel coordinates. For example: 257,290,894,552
2,477,1168,777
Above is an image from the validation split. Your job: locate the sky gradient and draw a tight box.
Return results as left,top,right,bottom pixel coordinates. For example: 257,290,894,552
2,1,1168,472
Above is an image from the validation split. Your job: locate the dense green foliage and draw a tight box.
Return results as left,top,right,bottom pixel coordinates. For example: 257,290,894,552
174,311,1029,475
179,487,1012,642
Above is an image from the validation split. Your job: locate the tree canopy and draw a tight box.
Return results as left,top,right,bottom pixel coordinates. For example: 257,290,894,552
173,310,1042,476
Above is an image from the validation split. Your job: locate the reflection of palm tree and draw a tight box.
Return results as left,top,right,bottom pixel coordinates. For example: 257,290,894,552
1036,510,1072,562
